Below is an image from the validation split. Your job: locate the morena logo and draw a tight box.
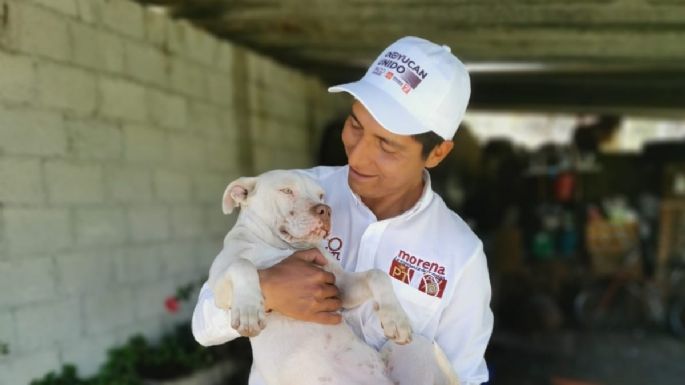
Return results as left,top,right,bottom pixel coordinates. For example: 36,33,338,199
388,249,448,298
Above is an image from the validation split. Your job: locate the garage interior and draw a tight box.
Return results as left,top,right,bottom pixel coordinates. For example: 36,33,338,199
136,1,685,384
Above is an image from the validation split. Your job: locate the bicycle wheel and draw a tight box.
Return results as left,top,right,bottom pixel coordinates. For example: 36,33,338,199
574,284,644,329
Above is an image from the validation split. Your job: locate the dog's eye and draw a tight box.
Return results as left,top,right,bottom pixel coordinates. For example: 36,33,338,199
280,188,293,195
319,194,324,200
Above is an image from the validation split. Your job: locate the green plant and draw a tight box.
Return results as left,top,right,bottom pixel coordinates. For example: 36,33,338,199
0,341,8,355
30,322,251,385
30,365,91,385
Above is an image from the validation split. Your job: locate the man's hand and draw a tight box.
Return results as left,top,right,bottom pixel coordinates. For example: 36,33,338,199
258,249,342,325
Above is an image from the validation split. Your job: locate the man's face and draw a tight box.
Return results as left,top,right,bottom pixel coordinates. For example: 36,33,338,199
341,101,429,203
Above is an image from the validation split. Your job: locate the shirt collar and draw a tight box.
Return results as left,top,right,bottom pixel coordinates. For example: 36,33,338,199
343,165,434,222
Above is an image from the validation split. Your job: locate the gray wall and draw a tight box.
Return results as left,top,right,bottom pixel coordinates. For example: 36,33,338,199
0,0,346,383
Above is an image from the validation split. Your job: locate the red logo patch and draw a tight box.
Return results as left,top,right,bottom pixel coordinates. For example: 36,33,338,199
385,71,394,80
389,259,414,284
418,274,447,298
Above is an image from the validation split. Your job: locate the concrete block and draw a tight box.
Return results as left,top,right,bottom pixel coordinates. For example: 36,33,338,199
159,240,196,275
98,30,125,74
99,77,147,122
3,1,71,61
193,236,224,273
0,349,61,385
168,60,190,95
15,298,81,352
55,250,116,296
215,43,235,74
70,21,102,69
59,333,118,378
127,205,170,242
0,52,35,103
219,109,240,140
75,0,104,24
206,204,234,238
167,19,191,55
134,280,175,320
118,315,164,345
33,0,79,17
168,60,207,99
206,137,238,173
185,25,218,66
124,41,169,87
188,101,220,137
45,160,105,204
192,172,227,204
114,244,161,285
66,118,123,161
4,208,71,255
83,287,135,335
144,8,168,47
0,107,67,156
106,165,153,203
170,205,205,239
168,133,206,169
0,311,15,359
253,144,274,174
37,61,97,116
74,207,126,246
123,123,168,165
185,63,209,99
102,0,144,39
208,72,234,107
154,170,191,203
0,258,57,307
147,89,188,130
0,157,45,204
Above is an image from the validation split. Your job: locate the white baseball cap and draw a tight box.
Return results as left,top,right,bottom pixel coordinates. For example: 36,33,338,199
328,36,471,140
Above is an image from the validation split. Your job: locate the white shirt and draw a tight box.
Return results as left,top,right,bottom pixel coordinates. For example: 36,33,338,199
192,166,493,385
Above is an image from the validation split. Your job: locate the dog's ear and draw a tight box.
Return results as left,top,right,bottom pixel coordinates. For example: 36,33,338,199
222,176,257,214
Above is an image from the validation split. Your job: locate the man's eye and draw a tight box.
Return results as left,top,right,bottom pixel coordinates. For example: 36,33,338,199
280,188,293,195
380,141,396,154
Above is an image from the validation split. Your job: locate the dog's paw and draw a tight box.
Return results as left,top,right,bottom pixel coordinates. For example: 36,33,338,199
230,294,267,337
376,303,413,345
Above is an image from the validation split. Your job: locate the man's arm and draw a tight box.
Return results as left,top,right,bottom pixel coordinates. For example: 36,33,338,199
191,249,343,346
435,244,494,385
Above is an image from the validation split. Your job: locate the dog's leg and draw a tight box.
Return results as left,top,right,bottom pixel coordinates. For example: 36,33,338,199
213,258,267,337
319,248,412,344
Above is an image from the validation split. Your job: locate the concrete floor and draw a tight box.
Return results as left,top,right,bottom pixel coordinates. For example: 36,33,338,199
486,328,685,385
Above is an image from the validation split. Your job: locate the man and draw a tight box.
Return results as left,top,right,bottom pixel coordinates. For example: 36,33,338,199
192,36,493,385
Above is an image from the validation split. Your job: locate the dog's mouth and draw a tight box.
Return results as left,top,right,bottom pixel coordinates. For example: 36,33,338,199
278,224,329,245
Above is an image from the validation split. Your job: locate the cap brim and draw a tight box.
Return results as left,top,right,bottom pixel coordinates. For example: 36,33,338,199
328,81,428,137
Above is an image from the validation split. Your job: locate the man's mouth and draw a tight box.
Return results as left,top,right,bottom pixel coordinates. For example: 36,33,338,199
349,167,375,180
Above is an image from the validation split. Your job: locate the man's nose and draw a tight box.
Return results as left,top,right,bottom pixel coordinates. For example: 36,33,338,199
311,204,331,220
346,135,372,168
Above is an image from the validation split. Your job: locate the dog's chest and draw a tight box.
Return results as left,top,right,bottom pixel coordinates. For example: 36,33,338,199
249,314,392,385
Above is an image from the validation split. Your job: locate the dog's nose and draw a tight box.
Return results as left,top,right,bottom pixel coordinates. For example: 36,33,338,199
311,204,331,220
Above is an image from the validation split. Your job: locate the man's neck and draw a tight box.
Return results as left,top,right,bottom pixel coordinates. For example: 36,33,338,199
361,179,425,221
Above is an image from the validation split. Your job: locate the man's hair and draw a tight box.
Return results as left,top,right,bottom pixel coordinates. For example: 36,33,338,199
412,131,445,159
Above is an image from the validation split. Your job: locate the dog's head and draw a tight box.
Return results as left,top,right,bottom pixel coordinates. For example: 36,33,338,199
222,170,331,248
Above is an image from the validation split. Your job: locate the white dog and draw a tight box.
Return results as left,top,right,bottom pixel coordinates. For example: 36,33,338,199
208,170,459,385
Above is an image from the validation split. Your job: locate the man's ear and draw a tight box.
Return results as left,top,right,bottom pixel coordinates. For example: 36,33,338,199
222,176,257,214
425,140,454,168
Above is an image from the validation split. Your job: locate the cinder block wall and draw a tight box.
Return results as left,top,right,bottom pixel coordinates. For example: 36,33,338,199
0,0,345,383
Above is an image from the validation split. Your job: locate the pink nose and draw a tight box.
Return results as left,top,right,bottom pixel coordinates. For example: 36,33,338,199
311,204,331,220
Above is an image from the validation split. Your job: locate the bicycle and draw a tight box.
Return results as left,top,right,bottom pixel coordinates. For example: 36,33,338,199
574,219,664,329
